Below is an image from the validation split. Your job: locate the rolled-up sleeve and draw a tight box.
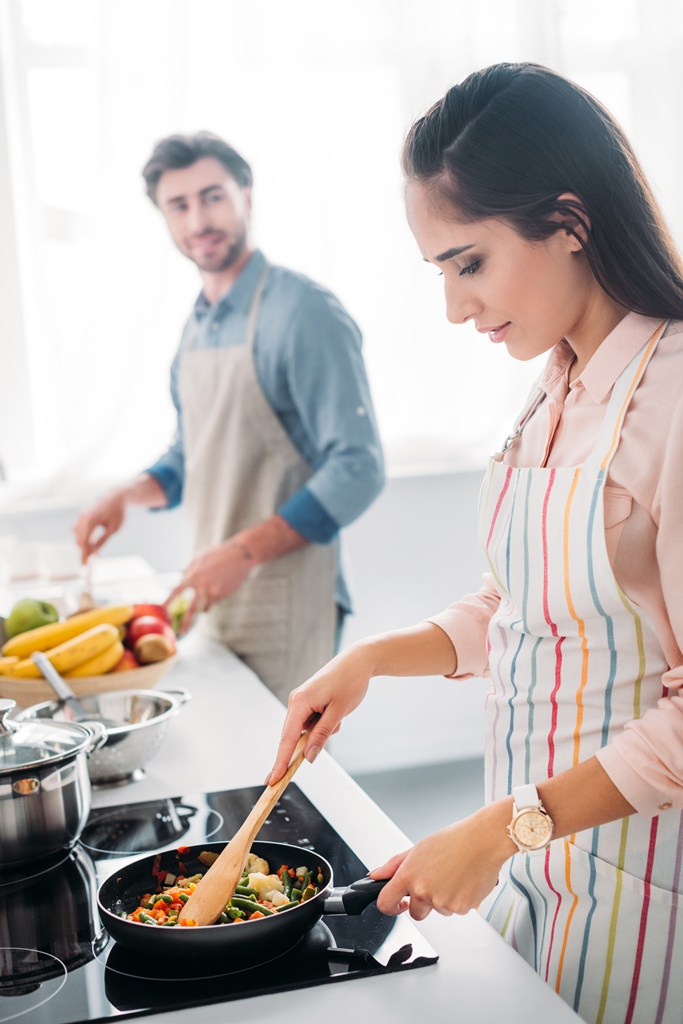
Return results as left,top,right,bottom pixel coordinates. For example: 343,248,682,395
596,394,683,816
276,291,384,543
427,573,502,679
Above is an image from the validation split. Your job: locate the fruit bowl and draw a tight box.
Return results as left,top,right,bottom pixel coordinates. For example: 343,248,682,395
0,656,178,709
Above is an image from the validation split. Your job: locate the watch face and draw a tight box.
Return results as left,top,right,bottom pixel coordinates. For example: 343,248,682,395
513,810,553,849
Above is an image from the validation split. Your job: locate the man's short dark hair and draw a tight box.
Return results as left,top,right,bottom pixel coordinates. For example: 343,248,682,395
142,131,252,203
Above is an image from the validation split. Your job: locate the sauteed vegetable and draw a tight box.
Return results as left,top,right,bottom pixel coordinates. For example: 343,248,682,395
122,849,325,927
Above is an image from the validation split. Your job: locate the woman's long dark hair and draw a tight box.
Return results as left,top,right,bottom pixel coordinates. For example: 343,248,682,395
403,63,683,320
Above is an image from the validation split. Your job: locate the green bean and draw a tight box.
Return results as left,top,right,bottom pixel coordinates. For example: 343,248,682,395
227,906,246,920
218,912,230,923
159,893,174,903
138,912,156,924
235,886,260,898
302,870,313,891
276,901,299,912
282,871,293,898
229,896,275,916
178,892,190,903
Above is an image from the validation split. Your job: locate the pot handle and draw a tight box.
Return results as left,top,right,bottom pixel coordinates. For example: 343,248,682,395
161,688,192,707
323,876,389,916
0,698,17,736
81,720,108,754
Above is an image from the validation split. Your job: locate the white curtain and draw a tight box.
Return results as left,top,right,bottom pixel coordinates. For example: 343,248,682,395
0,0,680,491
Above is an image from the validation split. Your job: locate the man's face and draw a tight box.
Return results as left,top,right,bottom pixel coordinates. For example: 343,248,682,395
155,157,251,273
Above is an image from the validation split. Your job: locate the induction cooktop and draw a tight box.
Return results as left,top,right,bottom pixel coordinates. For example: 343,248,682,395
0,783,438,1023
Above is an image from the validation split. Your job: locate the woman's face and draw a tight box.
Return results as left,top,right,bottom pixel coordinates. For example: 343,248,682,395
405,180,592,361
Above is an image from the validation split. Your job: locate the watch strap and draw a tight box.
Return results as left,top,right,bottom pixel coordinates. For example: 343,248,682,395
512,783,541,810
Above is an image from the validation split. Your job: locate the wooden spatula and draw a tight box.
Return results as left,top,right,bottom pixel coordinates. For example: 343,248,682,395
178,733,308,926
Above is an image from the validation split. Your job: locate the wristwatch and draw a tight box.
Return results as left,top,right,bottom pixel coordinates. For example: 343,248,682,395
507,784,554,852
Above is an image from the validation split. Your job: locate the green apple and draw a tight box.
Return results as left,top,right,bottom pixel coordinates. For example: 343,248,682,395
5,598,59,639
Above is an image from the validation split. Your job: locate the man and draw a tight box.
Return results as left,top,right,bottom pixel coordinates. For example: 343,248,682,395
74,132,384,701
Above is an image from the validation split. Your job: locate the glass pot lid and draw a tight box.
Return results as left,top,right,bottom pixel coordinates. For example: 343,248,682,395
0,698,92,771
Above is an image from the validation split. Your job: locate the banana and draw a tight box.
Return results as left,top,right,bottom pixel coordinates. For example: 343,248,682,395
5,624,120,678
2,605,133,658
65,639,125,678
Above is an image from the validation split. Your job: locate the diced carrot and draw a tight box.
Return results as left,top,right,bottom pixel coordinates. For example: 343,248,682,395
177,845,190,854
249,911,265,920
180,918,197,926
232,918,244,924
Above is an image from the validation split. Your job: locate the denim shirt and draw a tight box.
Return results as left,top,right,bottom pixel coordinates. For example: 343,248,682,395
147,250,384,611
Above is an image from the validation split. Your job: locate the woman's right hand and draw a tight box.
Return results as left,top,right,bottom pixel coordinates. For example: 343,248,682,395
268,642,375,784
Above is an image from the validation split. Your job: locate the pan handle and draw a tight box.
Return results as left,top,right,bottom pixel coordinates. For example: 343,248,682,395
323,876,389,916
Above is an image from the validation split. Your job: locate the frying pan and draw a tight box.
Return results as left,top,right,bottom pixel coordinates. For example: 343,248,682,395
98,840,388,961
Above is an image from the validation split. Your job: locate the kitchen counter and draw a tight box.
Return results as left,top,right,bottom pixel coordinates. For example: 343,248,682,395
93,631,581,1024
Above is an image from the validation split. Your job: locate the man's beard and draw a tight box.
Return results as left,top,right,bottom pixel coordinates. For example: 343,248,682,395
193,225,248,273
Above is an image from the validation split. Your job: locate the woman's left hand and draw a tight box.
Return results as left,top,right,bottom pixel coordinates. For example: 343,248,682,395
371,799,517,920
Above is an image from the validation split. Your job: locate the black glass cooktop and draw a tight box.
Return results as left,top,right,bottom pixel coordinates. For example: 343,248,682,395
0,784,438,1023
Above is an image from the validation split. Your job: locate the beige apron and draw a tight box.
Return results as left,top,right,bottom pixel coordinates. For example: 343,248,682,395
178,265,337,702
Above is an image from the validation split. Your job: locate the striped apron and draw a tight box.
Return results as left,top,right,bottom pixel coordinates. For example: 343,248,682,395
479,323,683,1024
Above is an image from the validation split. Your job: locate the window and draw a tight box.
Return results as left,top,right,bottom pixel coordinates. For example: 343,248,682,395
0,0,678,491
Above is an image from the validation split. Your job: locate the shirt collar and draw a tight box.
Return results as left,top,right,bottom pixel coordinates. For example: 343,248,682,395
541,311,665,404
193,249,267,319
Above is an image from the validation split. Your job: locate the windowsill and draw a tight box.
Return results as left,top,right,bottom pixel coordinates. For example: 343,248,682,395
0,481,108,516
386,459,487,479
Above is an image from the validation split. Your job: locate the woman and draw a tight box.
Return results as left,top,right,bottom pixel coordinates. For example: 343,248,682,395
268,64,683,1024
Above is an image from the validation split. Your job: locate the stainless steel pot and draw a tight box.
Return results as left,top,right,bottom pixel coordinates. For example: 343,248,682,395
0,698,105,868
17,688,191,788
0,845,103,994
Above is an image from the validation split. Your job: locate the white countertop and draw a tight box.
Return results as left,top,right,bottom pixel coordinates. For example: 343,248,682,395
93,630,581,1024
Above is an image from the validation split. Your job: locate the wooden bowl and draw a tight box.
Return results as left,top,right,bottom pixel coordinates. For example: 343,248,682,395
0,655,178,708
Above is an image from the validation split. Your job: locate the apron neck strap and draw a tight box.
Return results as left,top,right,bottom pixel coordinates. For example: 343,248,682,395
583,319,668,473
245,263,271,351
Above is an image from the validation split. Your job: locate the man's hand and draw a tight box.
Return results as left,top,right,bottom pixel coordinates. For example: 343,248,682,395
74,488,129,562
166,539,256,632
166,514,309,634
73,474,167,563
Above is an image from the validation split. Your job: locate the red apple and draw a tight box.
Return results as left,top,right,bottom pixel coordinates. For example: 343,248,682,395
127,615,176,648
132,603,170,625
112,649,140,672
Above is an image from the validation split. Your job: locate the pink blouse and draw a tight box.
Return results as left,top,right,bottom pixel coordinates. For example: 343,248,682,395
429,312,683,817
